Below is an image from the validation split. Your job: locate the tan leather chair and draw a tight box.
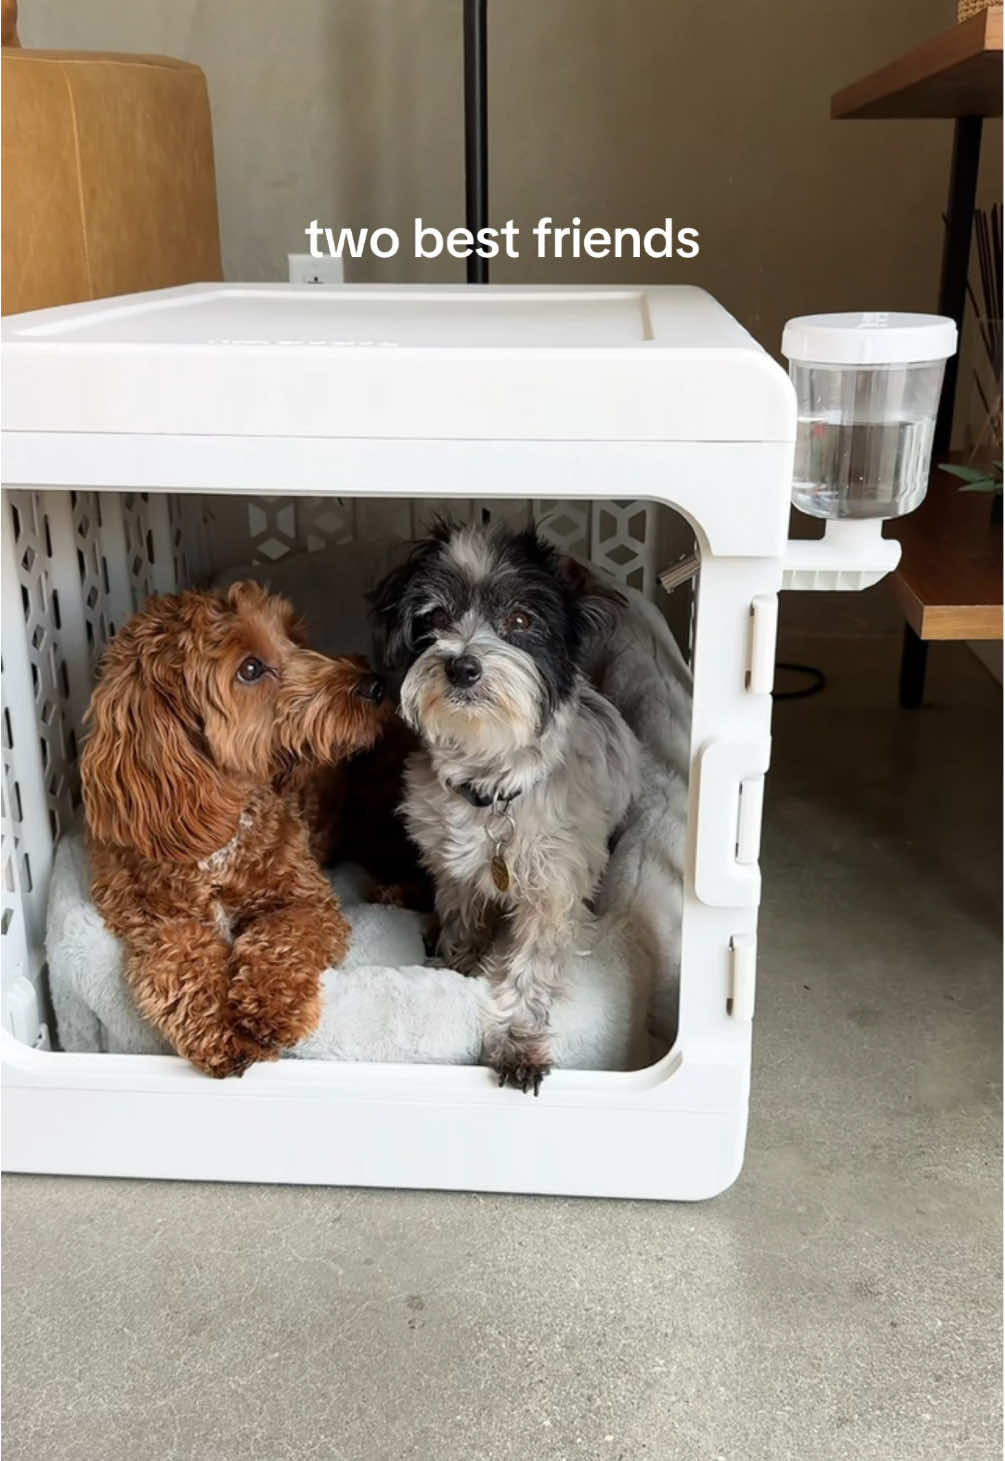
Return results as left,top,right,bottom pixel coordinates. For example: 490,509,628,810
2,0,222,314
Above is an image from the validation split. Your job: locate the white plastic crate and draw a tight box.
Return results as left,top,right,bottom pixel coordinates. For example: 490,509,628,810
1,283,808,1199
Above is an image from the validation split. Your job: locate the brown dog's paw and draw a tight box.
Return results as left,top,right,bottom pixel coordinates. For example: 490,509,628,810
365,879,436,914
365,882,411,908
228,978,322,1054
193,1027,278,1079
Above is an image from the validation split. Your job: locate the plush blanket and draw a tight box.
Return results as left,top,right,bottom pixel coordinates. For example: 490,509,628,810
46,559,691,1071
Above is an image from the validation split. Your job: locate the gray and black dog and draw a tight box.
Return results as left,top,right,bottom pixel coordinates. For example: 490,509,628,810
370,521,640,1094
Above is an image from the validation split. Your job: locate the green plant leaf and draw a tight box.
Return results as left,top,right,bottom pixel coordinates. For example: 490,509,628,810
940,460,1004,495
940,463,993,483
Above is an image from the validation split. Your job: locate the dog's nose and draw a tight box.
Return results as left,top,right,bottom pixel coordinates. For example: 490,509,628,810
354,674,385,704
445,654,482,688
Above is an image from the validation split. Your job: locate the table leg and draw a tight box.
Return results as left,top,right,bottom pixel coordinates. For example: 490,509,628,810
899,623,929,709
934,115,983,454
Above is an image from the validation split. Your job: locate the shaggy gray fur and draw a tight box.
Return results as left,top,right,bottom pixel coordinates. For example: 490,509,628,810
385,525,642,1092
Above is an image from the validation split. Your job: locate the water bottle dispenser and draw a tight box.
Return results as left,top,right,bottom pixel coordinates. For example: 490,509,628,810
782,312,957,520
778,312,957,591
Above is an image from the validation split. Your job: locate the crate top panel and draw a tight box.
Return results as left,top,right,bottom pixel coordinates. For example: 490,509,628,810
2,283,795,443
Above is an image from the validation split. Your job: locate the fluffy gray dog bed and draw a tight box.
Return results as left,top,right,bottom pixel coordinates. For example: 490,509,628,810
46,552,690,1071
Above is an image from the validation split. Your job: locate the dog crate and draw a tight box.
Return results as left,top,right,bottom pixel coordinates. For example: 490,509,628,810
1,284,899,1199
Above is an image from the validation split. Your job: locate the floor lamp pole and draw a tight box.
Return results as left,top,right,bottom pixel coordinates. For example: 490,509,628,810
463,0,489,284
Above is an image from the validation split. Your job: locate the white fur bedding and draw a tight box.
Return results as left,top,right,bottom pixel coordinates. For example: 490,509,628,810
45,560,691,1072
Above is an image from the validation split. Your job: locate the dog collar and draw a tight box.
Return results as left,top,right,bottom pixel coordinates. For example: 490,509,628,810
448,780,522,811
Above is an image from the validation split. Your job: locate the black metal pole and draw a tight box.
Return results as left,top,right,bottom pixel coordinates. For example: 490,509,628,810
934,115,983,452
463,0,488,284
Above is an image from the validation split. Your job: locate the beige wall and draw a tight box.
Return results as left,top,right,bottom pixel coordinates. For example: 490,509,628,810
22,0,1002,405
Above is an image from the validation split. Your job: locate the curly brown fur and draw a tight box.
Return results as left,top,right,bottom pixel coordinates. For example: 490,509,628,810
81,580,387,1077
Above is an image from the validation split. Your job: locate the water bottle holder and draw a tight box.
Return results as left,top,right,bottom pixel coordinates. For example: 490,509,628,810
781,519,901,592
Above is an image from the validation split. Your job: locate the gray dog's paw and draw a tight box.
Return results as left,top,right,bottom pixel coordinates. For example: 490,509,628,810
494,1058,551,1096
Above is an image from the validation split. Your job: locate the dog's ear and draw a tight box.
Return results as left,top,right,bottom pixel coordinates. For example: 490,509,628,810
368,536,447,670
367,558,416,670
81,619,244,864
558,555,626,638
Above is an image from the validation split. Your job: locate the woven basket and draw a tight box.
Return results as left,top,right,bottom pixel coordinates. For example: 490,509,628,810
957,0,996,21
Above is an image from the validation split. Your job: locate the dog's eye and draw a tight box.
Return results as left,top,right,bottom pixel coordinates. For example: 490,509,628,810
422,607,451,633
236,656,267,684
504,610,532,634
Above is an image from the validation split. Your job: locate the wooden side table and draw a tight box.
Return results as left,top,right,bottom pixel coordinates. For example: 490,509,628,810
832,7,1003,703
888,464,1003,706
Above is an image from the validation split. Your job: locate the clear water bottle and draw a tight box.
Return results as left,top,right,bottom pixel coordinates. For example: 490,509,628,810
781,312,957,520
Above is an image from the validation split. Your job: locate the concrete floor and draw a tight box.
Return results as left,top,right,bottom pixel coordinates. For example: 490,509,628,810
3,591,1001,1461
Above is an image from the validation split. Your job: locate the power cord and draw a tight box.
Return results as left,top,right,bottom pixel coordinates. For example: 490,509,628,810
772,662,826,700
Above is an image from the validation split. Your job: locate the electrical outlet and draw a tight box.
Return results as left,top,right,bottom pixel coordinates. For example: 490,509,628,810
288,253,345,286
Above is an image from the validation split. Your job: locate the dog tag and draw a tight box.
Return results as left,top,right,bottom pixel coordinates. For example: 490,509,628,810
490,853,511,893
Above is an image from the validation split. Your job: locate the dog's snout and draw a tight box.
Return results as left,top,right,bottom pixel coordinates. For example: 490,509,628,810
445,654,482,688
354,674,385,705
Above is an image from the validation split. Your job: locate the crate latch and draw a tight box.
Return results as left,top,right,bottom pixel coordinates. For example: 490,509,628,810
694,739,771,908
728,934,757,1020
747,594,778,695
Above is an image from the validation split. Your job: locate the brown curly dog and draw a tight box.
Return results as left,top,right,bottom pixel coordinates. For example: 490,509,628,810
80,580,387,1078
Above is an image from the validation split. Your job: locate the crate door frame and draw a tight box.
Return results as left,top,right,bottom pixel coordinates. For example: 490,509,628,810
1,433,789,1201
